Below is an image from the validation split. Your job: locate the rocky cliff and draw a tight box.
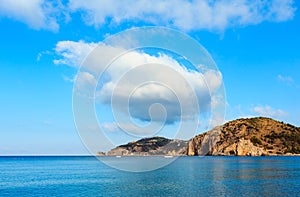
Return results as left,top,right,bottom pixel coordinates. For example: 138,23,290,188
101,117,300,156
188,117,300,156
107,136,188,156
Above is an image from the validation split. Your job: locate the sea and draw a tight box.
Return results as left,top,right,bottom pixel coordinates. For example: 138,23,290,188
0,156,299,196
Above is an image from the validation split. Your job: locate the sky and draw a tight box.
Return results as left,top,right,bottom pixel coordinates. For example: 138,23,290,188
0,0,300,155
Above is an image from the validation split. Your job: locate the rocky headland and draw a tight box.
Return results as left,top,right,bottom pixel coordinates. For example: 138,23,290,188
99,117,300,156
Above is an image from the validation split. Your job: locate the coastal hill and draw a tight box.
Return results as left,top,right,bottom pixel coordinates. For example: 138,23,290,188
188,117,300,156
102,117,300,156
106,137,188,156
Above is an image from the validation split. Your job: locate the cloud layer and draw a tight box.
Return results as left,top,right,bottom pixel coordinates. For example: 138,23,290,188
0,0,296,31
69,0,296,31
55,40,222,124
0,0,64,31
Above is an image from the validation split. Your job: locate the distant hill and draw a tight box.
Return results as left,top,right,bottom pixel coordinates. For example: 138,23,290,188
102,117,300,156
106,137,188,156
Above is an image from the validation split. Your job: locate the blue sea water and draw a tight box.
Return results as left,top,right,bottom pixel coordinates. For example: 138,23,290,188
0,156,299,196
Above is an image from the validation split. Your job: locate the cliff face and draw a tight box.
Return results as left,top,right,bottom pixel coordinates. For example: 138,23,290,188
188,126,222,156
107,137,188,156
188,117,300,156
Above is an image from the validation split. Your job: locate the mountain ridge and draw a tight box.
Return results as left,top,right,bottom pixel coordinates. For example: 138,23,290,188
99,117,300,156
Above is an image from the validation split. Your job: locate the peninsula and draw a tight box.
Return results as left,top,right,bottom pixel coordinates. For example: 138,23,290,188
99,117,300,156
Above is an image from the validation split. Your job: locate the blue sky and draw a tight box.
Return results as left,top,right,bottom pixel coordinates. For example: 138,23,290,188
0,0,299,155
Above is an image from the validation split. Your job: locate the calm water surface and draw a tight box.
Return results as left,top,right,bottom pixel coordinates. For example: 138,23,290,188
0,156,299,196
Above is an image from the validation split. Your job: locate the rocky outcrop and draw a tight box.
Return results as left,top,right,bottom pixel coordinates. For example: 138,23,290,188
223,139,267,156
97,151,106,156
107,137,188,156
188,117,300,156
102,117,300,156
188,126,221,156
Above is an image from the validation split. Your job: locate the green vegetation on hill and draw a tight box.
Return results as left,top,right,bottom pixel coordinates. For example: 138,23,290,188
189,117,300,156
104,117,300,156
119,137,171,152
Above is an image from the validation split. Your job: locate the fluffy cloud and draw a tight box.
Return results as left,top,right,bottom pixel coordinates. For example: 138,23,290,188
0,0,63,31
55,40,223,124
0,0,296,32
54,40,98,67
98,52,218,123
68,0,296,31
252,105,288,119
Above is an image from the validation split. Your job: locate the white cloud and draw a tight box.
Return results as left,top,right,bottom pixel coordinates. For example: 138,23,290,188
1,0,295,32
96,50,221,124
55,41,223,124
68,0,296,31
76,71,97,89
54,40,98,67
62,74,74,83
277,74,294,85
102,122,119,132
0,0,63,31
252,105,288,119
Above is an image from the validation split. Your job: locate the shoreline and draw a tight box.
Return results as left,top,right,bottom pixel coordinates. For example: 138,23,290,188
1,155,300,157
